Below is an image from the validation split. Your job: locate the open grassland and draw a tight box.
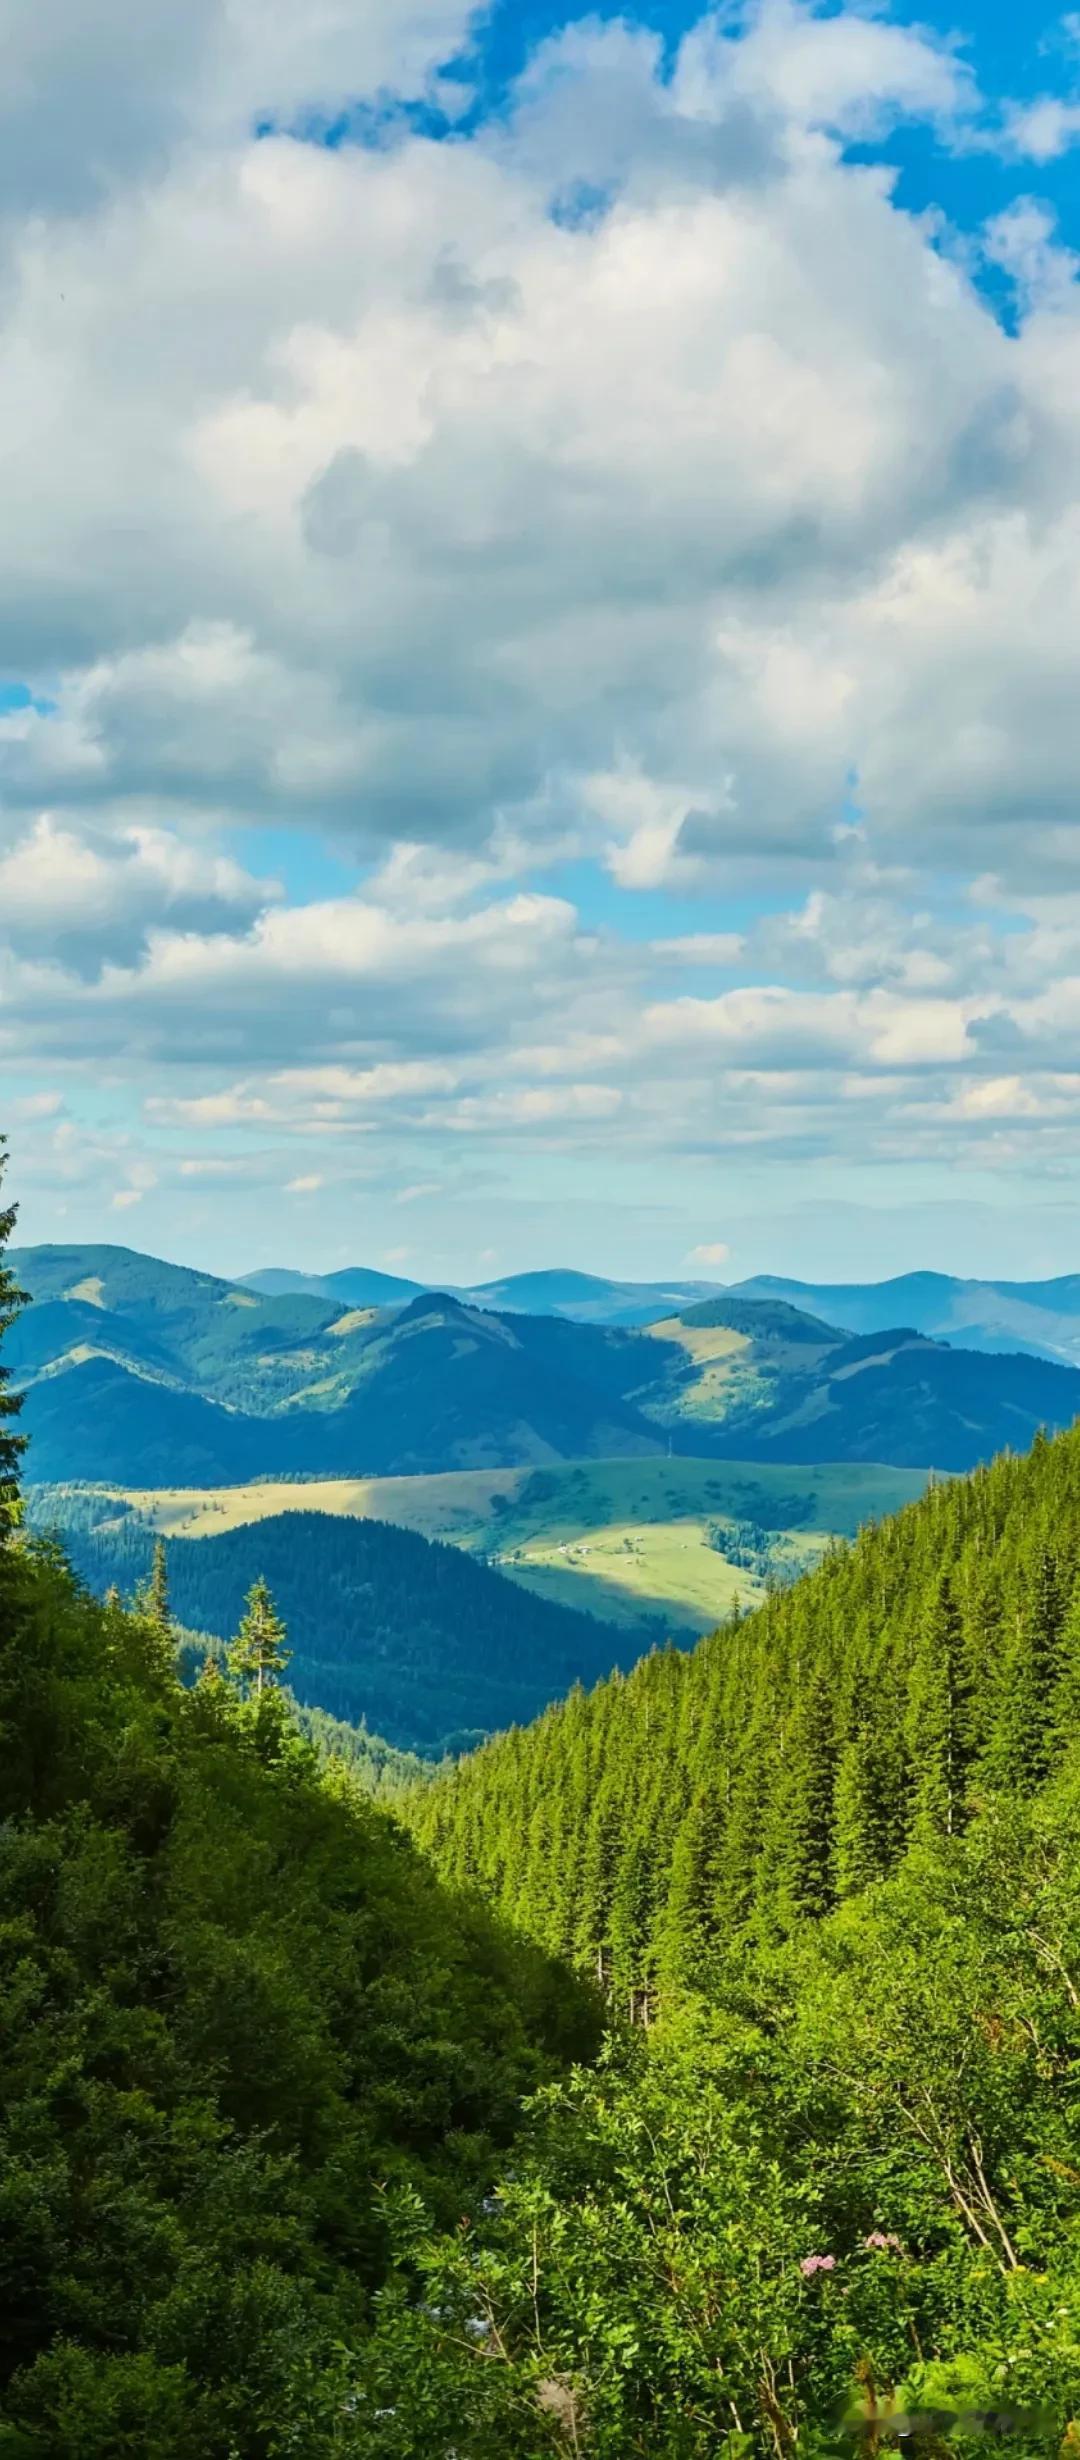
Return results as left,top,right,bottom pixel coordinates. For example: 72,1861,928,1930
51,1457,930,1635
497,1521,803,1635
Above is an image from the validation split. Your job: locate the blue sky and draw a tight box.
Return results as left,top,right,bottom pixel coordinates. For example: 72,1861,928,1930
3,0,1080,1284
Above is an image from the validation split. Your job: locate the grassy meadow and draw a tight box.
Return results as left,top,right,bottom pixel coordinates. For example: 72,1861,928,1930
48,1456,931,1637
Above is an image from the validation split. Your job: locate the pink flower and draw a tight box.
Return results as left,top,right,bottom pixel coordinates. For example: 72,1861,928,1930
863,2232,903,2255
798,2254,837,2277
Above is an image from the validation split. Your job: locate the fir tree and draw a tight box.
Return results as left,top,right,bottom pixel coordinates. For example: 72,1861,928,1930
0,1138,26,1547
906,1572,971,1839
228,1574,291,1696
147,1538,171,1637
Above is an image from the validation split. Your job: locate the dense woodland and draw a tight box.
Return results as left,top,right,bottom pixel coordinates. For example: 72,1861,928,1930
407,1430,1080,1992
5,1141,1080,2452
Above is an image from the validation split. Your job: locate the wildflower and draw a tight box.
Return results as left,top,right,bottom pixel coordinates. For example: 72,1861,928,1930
799,2253,837,2277
864,2232,903,2254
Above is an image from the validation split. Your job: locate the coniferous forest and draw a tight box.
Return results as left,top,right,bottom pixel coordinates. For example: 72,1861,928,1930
5,1135,1080,2455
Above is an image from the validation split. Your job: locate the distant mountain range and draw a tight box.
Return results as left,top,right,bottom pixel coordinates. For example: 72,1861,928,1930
11,1243,1080,1484
736,1270,1080,1367
244,1257,1080,1361
242,1263,725,1328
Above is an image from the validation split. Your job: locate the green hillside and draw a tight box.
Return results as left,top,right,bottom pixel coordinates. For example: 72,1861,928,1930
34,1500,644,1752
392,1425,1080,2453
407,1426,1080,1973
29,1456,929,1640
0,1154,599,2455
739,1269,1080,1367
13,1242,1080,1493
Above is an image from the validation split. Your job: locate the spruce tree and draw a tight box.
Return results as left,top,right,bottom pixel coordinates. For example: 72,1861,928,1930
906,1572,971,1840
147,1539,172,1637
228,1575,291,1696
0,1138,26,1547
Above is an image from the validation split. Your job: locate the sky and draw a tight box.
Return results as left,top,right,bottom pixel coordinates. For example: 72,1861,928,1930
5,0,1080,1286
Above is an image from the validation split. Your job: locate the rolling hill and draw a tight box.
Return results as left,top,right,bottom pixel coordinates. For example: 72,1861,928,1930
241,1263,426,1306
241,1262,725,1325
43,1502,643,1752
639,1297,1080,1469
35,1457,927,1639
10,1258,667,1482
12,1243,1080,1491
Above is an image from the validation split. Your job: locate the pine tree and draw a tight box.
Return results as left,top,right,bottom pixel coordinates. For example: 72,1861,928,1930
983,1546,1066,1790
906,1572,971,1840
833,1733,892,1898
228,1575,291,1696
148,1539,171,1634
0,1138,26,1547
776,1667,837,1923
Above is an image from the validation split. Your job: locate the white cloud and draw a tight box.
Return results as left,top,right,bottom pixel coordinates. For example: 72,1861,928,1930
0,0,476,215
687,1241,732,1268
1002,96,1080,163
11,1090,64,1120
0,0,1021,890
652,935,746,966
0,814,277,964
285,1173,323,1194
7,1,1080,1264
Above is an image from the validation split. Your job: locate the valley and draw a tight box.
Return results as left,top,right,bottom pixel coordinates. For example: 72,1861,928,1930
30,1455,929,1641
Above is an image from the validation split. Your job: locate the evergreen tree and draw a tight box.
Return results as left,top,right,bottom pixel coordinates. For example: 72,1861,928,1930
0,1138,26,1547
227,1573,291,1696
147,1537,172,1637
906,1572,971,1839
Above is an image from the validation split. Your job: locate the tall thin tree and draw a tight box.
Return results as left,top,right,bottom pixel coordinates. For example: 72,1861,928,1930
228,1576,291,1697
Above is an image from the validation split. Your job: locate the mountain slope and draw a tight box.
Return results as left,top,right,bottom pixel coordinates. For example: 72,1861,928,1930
463,1269,726,1325
242,1263,425,1305
10,1241,343,1411
0,1519,597,2454
47,1503,642,1751
14,1242,1080,1487
406,1420,1080,1982
308,1292,662,1472
710,1328,1080,1470
13,1277,667,1482
19,1354,275,1484
635,1300,1080,1469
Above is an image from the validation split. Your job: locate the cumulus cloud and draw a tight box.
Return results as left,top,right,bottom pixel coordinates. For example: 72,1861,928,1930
0,0,476,215
0,814,277,966
5,0,1080,1262
0,0,1035,885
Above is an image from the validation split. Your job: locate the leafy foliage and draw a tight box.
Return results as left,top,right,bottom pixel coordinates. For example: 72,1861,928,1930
9,1196,1080,2451
0,1535,599,2455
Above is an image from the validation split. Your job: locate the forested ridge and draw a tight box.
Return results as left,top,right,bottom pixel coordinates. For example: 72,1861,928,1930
26,1497,636,1754
407,1432,1080,1991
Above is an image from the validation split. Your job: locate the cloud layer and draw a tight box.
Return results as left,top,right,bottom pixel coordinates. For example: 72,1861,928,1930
4,0,1080,1275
